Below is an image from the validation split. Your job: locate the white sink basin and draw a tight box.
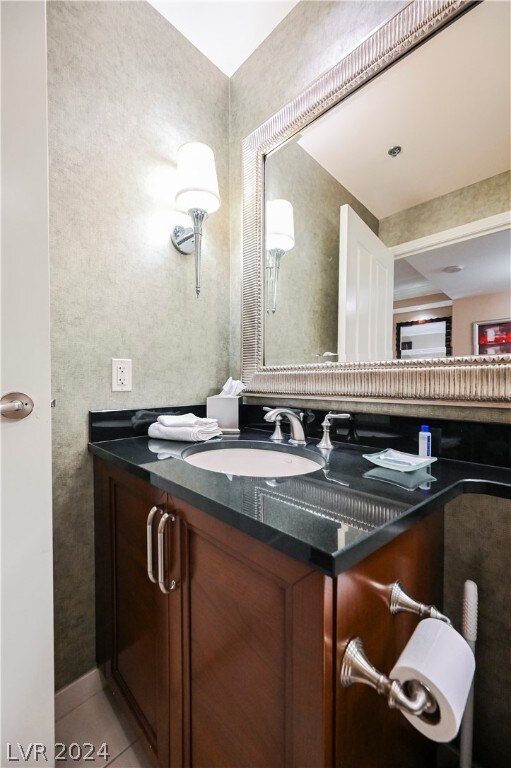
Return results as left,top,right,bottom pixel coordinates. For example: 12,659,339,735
182,441,324,478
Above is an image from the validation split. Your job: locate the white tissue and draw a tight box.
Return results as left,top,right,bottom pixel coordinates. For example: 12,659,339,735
390,618,475,743
218,377,246,397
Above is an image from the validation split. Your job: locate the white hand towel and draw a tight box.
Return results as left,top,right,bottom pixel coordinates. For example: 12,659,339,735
157,413,218,428
148,422,222,442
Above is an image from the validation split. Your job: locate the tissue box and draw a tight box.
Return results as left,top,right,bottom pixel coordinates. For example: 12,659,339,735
207,396,240,434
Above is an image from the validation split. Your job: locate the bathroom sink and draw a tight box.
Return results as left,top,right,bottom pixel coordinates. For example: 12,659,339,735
182,440,325,478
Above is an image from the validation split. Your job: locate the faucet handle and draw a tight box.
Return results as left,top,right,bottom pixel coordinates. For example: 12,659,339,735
322,411,351,426
318,413,352,450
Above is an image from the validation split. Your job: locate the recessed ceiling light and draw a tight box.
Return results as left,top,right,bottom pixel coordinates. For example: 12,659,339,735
443,265,464,273
388,145,402,157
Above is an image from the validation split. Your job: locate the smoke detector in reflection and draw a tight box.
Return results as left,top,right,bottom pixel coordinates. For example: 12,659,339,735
388,145,402,157
443,265,464,273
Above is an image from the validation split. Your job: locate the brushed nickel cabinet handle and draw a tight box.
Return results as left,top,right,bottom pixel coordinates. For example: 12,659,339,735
157,512,178,594
146,506,159,583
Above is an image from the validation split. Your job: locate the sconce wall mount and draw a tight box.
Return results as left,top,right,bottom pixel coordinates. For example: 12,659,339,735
171,222,196,256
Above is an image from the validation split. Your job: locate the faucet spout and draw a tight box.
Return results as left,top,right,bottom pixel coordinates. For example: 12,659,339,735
264,408,306,446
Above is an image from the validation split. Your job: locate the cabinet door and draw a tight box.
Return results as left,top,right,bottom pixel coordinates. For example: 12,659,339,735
335,511,444,768
94,459,179,767
171,495,333,768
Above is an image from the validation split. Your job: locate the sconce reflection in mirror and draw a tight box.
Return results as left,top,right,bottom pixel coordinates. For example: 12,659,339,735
171,142,220,297
265,199,294,313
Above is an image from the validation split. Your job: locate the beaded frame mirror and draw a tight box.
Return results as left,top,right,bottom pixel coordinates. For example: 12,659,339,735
240,0,510,405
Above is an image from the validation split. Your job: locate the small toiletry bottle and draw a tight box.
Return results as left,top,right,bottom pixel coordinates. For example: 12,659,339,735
418,425,432,457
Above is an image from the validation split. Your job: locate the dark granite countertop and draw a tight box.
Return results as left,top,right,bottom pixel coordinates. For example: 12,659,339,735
89,431,511,577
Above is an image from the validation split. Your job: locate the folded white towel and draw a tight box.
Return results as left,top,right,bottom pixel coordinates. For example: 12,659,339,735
157,413,218,428
148,422,222,443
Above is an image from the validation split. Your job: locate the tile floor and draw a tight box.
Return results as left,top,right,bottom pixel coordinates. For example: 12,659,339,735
55,685,153,767
54,679,481,768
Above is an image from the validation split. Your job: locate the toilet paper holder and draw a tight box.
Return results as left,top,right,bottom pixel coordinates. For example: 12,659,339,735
340,581,451,719
389,581,451,625
340,637,439,719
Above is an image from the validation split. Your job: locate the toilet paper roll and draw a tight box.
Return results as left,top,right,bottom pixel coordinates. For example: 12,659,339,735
390,618,475,743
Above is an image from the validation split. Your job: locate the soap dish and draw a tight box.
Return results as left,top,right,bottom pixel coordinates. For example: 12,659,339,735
362,448,437,473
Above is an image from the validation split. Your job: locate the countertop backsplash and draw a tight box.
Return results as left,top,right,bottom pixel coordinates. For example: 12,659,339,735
91,402,511,469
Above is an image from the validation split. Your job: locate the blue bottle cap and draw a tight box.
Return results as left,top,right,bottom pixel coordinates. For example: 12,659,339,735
420,425,430,432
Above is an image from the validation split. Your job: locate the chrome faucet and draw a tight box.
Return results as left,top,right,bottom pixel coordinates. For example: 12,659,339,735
264,408,307,446
318,412,352,450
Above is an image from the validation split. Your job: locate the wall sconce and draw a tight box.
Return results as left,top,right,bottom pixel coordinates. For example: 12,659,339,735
171,142,220,296
265,199,294,313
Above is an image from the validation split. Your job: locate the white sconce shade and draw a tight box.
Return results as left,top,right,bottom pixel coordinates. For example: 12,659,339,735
175,141,220,214
266,199,295,252
265,198,295,314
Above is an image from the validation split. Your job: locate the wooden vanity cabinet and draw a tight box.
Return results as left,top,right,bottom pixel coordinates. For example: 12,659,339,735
94,457,443,768
94,457,331,768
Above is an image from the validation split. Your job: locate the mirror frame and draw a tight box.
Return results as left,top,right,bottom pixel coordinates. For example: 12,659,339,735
241,0,510,405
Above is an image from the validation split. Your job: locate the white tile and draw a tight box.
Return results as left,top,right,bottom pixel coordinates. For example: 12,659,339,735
55,688,139,765
108,740,154,768
55,667,106,721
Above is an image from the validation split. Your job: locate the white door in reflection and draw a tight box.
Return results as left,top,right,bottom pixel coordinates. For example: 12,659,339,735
338,204,394,362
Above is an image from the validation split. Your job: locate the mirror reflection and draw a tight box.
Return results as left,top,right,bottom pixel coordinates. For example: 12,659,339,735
264,1,511,366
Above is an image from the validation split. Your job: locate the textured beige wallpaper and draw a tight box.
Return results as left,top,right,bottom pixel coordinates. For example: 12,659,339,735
379,171,511,246
229,0,407,376
444,494,511,768
48,1,230,688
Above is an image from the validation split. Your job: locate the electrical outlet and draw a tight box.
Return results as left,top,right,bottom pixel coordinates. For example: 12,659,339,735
112,358,132,391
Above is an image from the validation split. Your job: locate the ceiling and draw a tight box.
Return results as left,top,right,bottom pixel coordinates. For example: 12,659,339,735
297,0,511,220
404,229,511,301
149,1,299,76
393,259,438,302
